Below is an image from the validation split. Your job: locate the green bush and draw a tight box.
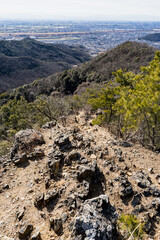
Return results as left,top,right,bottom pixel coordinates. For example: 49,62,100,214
118,214,145,239
87,52,160,150
0,140,12,156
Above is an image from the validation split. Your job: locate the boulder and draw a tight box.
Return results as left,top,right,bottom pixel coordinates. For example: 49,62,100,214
70,195,118,240
11,129,45,162
77,161,97,182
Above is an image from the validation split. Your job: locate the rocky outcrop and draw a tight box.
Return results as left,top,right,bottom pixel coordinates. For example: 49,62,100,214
54,133,71,149
77,161,97,182
10,129,45,164
1,113,160,239
70,195,118,240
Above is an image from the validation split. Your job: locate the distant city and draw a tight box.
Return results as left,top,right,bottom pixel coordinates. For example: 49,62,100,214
0,21,160,56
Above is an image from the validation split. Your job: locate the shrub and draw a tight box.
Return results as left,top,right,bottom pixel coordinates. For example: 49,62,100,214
118,214,145,239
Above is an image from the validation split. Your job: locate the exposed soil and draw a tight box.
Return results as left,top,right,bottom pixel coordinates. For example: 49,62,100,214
0,111,160,239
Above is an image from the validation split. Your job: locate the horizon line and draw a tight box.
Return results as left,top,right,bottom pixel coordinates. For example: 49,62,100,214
0,19,160,23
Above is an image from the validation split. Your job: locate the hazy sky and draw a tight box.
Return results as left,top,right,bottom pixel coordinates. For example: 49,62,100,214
1,0,160,21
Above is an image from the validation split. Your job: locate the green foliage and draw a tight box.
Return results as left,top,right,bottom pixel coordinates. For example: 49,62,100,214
0,94,79,145
118,214,145,239
0,41,155,106
87,52,160,149
0,97,29,133
0,140,12,156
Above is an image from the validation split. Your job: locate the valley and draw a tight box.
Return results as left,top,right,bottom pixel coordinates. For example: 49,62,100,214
1,21,160,56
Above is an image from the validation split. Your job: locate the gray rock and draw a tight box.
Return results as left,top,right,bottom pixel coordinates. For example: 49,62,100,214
50,217,63,234
31,231,42,240
143,214,152,233
16,206,25,221
61,213,68,223
11,129,45,165
2,184,9,190
151,198,160,212
65,151,81,165
77,162,97,182
119,176,133,199
27,149,44,160
70,195,118,240
47,150,64,178
11,129,45,160
44,190,58,204
143,189,151,197
131,194,142,207
132,171,152,189
48,159,62,178
12,153,28,165
18,222,33,239
118,156,125,162
78,180,90,200
42,121,56,129
115,148,123,156
120,141,133,147
54,133,70,147
34,193,44,208
132,204,145,215
149,185,160,197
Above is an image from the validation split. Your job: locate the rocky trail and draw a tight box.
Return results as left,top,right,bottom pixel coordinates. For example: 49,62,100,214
0,111,160,240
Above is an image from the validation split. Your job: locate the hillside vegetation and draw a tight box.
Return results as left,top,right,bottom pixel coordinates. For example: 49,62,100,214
86,51,160,150
0,38,90,93
0,41,156,105
0,41,160,239
0,42,160,153
139,33,160,42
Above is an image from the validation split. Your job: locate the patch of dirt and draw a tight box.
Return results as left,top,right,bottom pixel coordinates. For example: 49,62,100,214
0,111,160,239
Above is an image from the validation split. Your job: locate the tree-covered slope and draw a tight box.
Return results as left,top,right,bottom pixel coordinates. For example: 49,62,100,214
0,38,90,93
29,41,156,96
0,41,156,104
139,33,160,42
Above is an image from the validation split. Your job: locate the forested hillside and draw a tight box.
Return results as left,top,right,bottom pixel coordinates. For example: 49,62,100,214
0,38,90,93
0,41,159,153
0,41,156,105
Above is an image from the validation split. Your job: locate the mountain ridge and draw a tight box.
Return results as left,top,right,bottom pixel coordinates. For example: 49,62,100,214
0,38,90,93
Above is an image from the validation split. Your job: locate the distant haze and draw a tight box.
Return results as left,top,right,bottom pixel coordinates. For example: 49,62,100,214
0,0,160,21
